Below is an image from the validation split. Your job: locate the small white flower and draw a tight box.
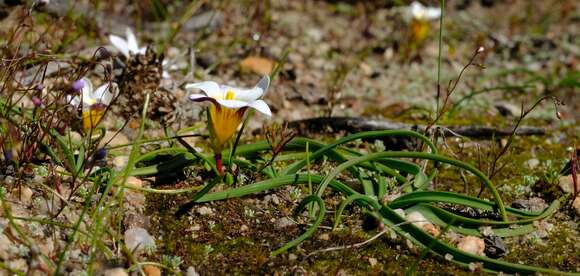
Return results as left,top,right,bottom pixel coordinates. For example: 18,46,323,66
67,78,116,111
407,1,441,21
186,77,271,117
67,78,117,129
109,28,147,57
109,28,173,79
186,76,271,152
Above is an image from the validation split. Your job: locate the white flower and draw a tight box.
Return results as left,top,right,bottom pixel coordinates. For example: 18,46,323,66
186,76,271,151
67,78,117,129
407,1,441,21
186,77,271,116
68,78,116,110
109,28,147,57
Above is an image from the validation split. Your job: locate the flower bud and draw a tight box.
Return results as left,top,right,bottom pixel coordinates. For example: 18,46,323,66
32,96,43,107
71,79,85,92
94,148,107,160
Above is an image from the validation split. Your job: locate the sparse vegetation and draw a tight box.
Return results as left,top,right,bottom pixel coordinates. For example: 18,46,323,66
0,0,578,275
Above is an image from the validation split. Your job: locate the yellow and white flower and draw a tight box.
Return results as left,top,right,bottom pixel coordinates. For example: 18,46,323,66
186,76,271,152
406,1,441,21
67,78,117,130
109,28,147,58
403,2,442,46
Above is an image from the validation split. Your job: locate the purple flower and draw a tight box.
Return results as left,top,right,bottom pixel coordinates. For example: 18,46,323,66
32,96,43,107
71,79,85,92
94,148,107,160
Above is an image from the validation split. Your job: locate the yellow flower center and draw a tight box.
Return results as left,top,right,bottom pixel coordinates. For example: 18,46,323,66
225,90,236,100
82,105,106,130
411,19,429,43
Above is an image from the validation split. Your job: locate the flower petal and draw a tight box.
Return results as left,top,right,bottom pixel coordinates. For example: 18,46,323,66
126,28,139,54
423,7,441,20
94,83,117,105
81,78,94,102
409,1,425,19
189,94,211,101
255,75,270,96
109,35,129,57
230,87,263,102
216,99,250,109
185,81,221,99
247,99,271,117
67,95,80,108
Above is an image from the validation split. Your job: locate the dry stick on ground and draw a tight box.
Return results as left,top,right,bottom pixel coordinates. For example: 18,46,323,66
288,117,545,139
305,220,430,258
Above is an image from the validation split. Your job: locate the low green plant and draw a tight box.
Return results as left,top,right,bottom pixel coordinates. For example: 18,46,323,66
129,128,569,274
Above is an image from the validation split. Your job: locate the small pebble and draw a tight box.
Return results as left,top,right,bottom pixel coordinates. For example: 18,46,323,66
318,233,330,241
457,236,485,256
406,211,440,236
186,266,200,276
125,177,143,189
271,194,280,205
368,257,378,267
572,197,580,216
240,225,249,232
113,156,129,170
468,262,483,272
559,174,579,194
103,268,129,276
0,234,13,259
124,227,156,254
275,217,295,229
15,187,34,205
8,258,27,272
143,265,161,276
526,158,540,169
197,206,214,216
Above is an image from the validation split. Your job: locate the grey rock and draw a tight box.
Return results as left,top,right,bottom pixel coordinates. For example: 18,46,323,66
183,11,223,32
186,266,200,276
275,217,296,229
197,206,214,216
103,268,129,276
124,227,156,254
